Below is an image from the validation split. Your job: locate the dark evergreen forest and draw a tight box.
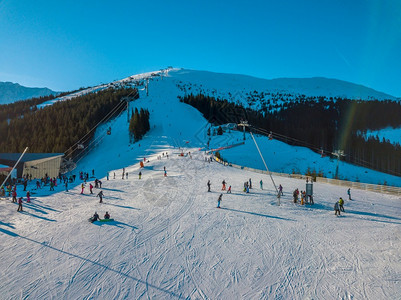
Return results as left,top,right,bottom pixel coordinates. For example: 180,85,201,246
0,88,138,154
129,108,150,142
181,94,401,177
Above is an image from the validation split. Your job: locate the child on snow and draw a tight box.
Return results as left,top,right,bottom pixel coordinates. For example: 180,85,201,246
334,201,341,216
217,194,223,208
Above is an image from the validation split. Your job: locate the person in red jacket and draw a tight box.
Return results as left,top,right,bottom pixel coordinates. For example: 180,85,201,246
17,197,23,212
12,190,17,203
26,191,31,203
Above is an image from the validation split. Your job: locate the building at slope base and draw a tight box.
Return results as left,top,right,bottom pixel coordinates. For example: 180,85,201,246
0,153,64,179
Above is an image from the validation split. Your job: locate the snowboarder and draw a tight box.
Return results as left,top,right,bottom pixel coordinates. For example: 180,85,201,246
97,191,104,203
347,188,351,200
334,201,341,216
81,183,85,194
90,212,100,223
227,185,232,194
207,180,211,192
222,180,226,191
17,197,23,212
339,197,345,212
260,180,263,190
26,191,31,203
104,211,110,219
217,194,223,208
89,183,94,194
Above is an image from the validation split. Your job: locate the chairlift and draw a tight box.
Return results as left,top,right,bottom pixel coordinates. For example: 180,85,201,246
77,144,85,150
107,127,111,135
268,132,273,140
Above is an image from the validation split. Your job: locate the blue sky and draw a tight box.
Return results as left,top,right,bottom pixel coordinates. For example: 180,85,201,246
1,0,400,96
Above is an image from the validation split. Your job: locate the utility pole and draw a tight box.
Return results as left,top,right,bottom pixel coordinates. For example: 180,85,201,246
238,122,280,204
333,150,345,179
240,120,247,140
0,147,28,189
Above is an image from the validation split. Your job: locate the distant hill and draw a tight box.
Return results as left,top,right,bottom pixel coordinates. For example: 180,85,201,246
0,81,58,104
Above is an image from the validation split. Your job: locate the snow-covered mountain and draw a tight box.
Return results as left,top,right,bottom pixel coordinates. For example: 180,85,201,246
0,81,58,104
34,68,401,186
1,68,401,299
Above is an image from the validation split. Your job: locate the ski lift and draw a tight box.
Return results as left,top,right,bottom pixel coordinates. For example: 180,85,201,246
107,127,111,135
320,149,326,158
268,132,273,140
77,144,85,150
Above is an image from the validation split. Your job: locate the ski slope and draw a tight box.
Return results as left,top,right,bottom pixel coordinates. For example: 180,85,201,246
1,69,400,299
1,148,400,299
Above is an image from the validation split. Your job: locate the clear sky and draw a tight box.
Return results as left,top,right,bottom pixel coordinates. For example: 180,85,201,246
1,0,400,96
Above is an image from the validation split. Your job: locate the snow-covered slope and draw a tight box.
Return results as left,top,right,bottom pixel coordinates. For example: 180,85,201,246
0,81,58,104
1,68,401,299
1,149,400,299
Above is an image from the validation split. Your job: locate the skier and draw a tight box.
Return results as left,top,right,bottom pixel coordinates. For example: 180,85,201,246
17,197,23,212
81,183,85,194
26,191,31,203
339,197,345,212
227,185,232,194
91,212,100,223
50,180,54,191
65,181,68,192
104,211,110,219
126,172,128,179
23,180,27,191
279,184,283,196
164,168,167,177
347,188,351,200
113,172,116,179
95,179,99,188
106,172,109,180
89,183,94,194
207,180,211,192
293,189,299,203
249,178,252,189
260,180,263,190
334,201,341,216
222,180,226,191
12,190,17,203
36,180,41,189
217,194,223,208
92,169,95,177
97,191,104,203
99,180,102,188
139,171,142,179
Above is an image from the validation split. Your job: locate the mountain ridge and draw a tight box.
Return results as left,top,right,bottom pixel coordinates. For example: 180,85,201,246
0,81,58,104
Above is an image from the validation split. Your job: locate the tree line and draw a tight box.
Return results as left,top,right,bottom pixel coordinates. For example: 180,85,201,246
0,88,138,155
180,93,401,177
129,108,150,142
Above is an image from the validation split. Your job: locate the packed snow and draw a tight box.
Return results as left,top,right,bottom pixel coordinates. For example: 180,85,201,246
1,69,401,299
1,145,401,299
